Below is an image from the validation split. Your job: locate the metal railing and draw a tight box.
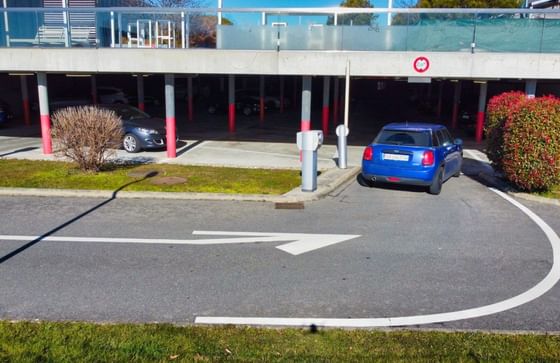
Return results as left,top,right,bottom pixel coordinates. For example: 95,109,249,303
0,7,559,53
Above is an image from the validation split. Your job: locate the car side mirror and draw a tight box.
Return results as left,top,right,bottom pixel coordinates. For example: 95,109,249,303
454,138,463,146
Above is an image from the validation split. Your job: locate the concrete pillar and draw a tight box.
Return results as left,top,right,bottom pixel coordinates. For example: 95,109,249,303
451,81,461,130
259,75,265,125
90,75,97,105
333,77,340,126
301,76,312,131
136,75,145,111
525,79,537,99
187,76,193,122
20,75,30,126
322,76,330,135
165,74,176,158
279,76,285,113
228,74,235,133
475,82,488,143
37,72,52,154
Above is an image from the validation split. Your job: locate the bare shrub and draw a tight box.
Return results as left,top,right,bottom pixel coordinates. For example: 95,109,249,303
52,106,123,172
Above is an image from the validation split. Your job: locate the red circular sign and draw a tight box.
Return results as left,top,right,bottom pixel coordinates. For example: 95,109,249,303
413,57,430,73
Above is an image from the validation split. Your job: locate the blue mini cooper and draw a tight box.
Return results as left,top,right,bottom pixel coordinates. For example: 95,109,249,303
360,123,463,195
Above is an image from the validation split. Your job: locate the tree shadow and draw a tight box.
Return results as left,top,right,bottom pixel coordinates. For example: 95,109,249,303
0,147,39,158
0,171,159,265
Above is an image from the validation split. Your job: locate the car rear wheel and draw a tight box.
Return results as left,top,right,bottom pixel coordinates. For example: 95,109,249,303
429,167,443,195
357,174,374,188
123,133,141,153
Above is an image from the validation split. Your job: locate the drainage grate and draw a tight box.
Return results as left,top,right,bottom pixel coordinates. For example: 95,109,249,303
275,202,304,210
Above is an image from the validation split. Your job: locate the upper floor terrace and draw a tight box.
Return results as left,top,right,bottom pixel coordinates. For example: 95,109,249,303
1,7,560,79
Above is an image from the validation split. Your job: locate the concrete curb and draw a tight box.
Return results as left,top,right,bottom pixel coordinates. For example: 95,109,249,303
478,172,560,207
0,167,361,203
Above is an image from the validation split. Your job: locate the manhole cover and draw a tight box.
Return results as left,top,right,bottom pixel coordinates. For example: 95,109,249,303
150,176,187,185
127,170,158,179
275,202,304,210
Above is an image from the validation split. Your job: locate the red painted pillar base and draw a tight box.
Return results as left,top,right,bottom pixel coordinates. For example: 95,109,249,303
138,102,145,112
228,103,236,133
301,119,311,131
23,99,31,126
166,116,176,158
451,102,459,130
322,106,329,135
475,111,485,143
188,96,193,123
40,114,52,154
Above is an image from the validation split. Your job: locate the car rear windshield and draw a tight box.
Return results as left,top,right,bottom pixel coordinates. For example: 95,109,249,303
374,129,431,147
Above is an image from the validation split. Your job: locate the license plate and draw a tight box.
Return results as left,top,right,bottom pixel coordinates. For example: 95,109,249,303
382,153,409,161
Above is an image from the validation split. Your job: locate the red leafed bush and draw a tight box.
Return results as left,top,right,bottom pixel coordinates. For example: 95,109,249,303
485,91,526,170
501,96,560,191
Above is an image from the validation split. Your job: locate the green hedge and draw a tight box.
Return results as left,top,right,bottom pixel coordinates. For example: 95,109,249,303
487,92,560,191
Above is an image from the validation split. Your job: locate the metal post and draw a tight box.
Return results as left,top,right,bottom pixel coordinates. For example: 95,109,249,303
279,76,285,113
20,76,30,126
333,77,340,126
218,0,223,25
337,61,351,169
301,76,312,131
322,76,330,136
110,11,115,48
475,82,488,143
3,0,10,47
62,0,70,48
165,74,176,158
137,75,145,111
91,75,97,105
37,73,52,154
451,81,461,130
228,74,235,133
344,61,350,130
181,12,185,49
259,75,265,125
387,0,393,26
525,79,537,99
187,76,193,122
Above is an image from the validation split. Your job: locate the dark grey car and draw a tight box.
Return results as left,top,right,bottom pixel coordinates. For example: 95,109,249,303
100,104,170,153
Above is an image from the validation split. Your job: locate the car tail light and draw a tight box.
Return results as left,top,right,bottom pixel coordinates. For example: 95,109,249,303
363,146,373,161
422,150,435,166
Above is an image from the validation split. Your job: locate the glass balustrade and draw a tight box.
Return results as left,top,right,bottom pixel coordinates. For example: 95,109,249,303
0,8,558,53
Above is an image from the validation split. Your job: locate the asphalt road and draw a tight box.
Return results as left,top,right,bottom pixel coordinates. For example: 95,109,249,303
0,170,559,332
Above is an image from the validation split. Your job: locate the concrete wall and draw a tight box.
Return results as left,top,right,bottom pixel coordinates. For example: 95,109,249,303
1,48,559,80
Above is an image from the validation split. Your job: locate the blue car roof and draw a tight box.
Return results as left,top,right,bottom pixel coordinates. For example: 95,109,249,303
382,122,445,132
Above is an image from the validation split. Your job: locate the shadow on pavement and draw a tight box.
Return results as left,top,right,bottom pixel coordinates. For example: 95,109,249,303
0,146,39,158
0,171,158,265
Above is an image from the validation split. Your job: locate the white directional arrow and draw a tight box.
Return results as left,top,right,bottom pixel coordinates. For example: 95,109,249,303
0,231,361,256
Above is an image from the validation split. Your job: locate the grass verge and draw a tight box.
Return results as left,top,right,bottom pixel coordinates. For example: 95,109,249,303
0,159,300,195
1,321,559,362
537,185,560,200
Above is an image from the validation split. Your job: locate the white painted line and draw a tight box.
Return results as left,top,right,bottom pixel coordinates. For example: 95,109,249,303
0,231,361,256
195,188,560,327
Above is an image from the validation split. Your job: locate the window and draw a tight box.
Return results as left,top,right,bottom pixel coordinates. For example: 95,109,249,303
375,130,431,147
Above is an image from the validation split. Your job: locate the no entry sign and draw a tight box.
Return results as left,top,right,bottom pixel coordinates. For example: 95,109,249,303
413,57,430,73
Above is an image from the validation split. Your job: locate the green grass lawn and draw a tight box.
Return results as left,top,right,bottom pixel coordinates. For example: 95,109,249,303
538,185,560,200
0,159,300,195
1,321,559,362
